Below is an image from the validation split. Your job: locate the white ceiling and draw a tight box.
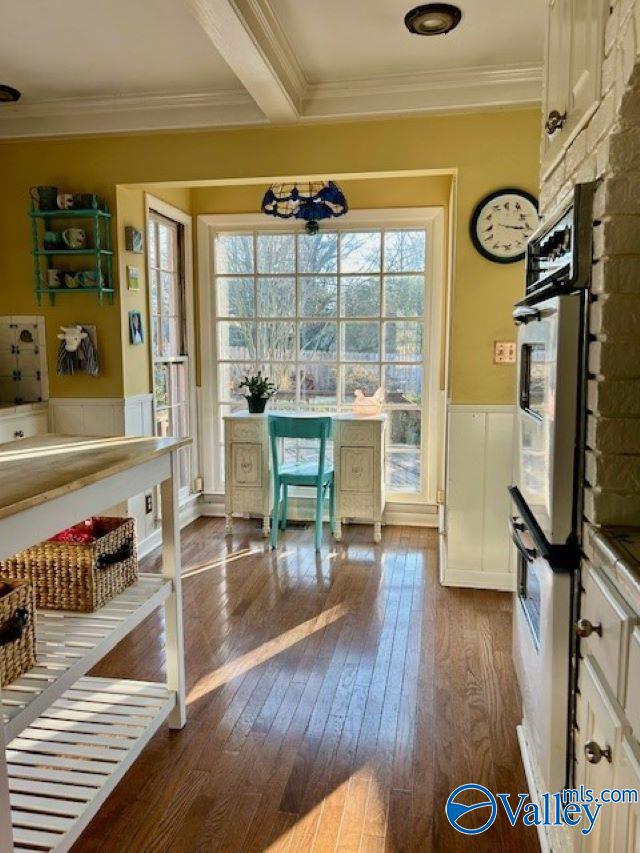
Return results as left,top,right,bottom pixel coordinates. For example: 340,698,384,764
0,0,546,138
0,0,239,100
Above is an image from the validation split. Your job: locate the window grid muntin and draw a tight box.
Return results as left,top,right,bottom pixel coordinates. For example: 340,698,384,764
213,227,427,497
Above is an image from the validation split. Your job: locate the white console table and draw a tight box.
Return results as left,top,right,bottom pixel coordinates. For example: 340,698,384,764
223,412,386,543
0,434,188,852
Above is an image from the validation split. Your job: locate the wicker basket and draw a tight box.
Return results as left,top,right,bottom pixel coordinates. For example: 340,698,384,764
0,579,36,686
0,517,138,613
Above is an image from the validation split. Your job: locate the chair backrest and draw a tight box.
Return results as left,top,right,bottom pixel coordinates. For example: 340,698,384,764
268,415,332,484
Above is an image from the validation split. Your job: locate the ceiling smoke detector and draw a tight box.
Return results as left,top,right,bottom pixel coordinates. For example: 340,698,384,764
404,4,462,36
0,85,21,103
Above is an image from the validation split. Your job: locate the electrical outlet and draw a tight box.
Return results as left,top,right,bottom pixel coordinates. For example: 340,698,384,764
494,341,516,364
145,493,153,514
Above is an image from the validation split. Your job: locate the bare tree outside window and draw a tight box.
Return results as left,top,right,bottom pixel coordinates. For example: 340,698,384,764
213,228,426,494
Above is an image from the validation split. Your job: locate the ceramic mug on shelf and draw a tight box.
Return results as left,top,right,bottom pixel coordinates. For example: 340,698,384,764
47,269,63,289
43,230,63,250
62,228,87,249
64,273,81,289
30,185,58,211
81,270,102,287
57,193,74,210
73,192,98,210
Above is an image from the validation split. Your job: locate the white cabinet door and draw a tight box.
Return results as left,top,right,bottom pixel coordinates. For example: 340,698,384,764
612,737,640,853
565,0,606,139
541,0,607,176
542,0,571,172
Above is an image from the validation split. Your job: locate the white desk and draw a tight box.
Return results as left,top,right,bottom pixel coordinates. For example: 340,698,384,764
223,412,386,542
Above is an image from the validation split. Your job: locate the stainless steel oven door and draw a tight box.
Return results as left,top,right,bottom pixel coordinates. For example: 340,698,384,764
512,546,572,793
513,292,582,545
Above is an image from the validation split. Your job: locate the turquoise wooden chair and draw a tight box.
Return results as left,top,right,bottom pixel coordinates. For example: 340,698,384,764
268,415,335,552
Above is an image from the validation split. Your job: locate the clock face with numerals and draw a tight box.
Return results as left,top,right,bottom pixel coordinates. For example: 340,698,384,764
470,189,539,264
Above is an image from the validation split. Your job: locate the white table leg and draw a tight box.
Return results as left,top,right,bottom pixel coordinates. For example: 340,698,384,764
0,727,14,851
373,522,382,543
225,514,233,535
161,451,186,729
262,515,270,538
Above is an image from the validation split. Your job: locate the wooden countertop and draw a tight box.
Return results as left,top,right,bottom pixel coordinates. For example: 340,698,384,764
0,434,191,521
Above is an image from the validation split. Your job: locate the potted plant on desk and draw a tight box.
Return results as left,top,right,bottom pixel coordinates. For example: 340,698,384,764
239,371,277,414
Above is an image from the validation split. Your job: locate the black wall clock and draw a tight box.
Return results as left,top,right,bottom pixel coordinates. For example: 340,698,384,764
470,188,539,264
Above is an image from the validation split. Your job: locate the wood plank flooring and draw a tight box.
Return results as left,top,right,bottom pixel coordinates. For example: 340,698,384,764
73,518,539,852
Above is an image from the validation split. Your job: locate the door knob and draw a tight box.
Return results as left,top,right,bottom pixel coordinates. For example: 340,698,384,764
575,618,602,638
584,741,612,764
545,110,566,135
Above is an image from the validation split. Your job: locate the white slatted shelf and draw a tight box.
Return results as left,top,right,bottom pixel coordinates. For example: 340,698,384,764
7,676,174,852
2,574,171,741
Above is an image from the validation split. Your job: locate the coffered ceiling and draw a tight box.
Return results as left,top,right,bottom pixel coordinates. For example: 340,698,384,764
0,0,546,138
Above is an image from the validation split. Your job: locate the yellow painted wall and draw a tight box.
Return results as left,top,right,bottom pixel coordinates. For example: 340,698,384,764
0,109,539,403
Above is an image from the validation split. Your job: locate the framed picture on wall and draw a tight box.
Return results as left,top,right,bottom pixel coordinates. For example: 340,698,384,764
125,226,144,253
127,265,141,291
129,310,144,345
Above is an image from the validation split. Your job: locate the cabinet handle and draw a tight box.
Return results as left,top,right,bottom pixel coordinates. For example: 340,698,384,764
545,110,567,135
574,618,602,638
13,430,24,439
584,741,612,764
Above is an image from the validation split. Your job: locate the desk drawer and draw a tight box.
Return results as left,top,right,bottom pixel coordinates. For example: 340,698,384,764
340,447,374,492
231,443,263,487
229,420,264,443
339,422,377,445
581,565,637,704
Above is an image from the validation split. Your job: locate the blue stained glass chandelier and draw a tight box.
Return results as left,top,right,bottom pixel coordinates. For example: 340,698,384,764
261,181,348,234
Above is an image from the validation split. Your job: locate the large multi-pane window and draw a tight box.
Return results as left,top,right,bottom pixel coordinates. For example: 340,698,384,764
212,225,429,498
147,211,191,492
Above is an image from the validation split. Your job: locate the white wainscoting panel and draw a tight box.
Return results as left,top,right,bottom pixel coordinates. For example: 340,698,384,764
441,404,515,591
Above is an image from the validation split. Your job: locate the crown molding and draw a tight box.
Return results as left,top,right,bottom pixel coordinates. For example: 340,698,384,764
0,63,542,139
302,62,543,120
0,89,266,138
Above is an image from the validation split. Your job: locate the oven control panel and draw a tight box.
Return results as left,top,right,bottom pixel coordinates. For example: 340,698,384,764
525,183,594,297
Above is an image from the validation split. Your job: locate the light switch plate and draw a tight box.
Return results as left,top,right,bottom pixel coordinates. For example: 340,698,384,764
494,341,516,364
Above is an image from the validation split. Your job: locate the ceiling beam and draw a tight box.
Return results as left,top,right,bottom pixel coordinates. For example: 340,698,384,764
184,0,300,123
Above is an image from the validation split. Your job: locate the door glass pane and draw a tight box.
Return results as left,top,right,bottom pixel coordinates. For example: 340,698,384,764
257,234,295,273
258,277,295,316
299,322,337,361
299,365,337,407
384,365,423,405
258,321,295,361
342,322,379,361
217,277,255,317
384,275,424,317
260,363,296,409
216,234,254,274
389,409,421,448
341,276,380,317
298,232,337,272
384,321,423,362
340,232,381,273
343,364,381,399
218,362,255,401
387,451,420,492
384,230,426,272
218,321,256,360
300,276,337,317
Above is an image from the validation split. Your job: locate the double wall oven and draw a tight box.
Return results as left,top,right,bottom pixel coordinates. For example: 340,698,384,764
511,183,594,794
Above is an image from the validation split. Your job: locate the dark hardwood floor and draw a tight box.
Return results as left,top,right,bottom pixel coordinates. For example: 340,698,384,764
73,518,539,852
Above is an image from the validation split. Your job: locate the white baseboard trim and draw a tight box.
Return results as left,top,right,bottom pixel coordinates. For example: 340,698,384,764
200,493,439,528
137,494,202,559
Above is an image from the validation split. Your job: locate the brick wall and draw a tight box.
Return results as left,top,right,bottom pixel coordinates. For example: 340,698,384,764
540,0,640,533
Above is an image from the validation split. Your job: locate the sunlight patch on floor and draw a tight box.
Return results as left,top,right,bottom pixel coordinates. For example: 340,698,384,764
186,602,350,705
181,547,263,579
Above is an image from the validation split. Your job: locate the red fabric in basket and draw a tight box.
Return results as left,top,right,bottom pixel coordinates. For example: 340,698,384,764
48,517,124,545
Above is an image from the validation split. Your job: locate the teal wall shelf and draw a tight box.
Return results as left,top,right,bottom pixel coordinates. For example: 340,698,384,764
29,201,114,306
